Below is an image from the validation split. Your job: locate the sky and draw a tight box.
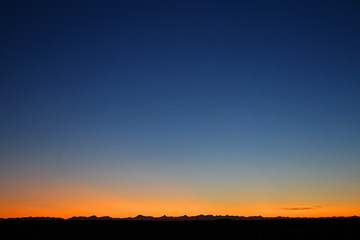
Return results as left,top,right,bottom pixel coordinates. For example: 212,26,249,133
1,0,360,218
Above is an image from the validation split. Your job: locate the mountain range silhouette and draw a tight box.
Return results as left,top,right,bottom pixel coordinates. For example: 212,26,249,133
2,215,360,240
2,215,359,221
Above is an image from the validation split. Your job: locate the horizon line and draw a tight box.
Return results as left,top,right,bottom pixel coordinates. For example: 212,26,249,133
2,214,359,221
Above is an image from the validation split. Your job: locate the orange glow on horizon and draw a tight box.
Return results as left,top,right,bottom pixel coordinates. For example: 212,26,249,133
1,185,359,218
2,202,359,219
1,178,359,219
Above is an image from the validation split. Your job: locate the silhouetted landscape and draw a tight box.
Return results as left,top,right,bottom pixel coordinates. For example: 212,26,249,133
2,1,360,239
2,214,360,221
1,215,359,239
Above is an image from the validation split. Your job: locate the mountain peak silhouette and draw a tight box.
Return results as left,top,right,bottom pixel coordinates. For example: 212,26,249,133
1,215,359,221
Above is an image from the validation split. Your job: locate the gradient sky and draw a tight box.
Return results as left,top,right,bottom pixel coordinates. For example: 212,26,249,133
1,0,360,218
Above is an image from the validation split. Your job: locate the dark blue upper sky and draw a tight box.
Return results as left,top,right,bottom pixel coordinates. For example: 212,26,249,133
1,1,360,215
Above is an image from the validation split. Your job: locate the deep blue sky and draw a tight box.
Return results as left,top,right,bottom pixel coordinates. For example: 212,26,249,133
1,1,360,217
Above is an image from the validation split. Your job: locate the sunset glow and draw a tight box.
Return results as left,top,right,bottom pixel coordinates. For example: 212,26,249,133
1,1,360,219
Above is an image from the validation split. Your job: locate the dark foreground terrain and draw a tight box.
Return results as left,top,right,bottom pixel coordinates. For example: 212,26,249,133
1,218,359,239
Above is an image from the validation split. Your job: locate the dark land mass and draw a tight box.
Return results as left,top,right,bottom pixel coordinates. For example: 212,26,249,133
1,216,359,239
